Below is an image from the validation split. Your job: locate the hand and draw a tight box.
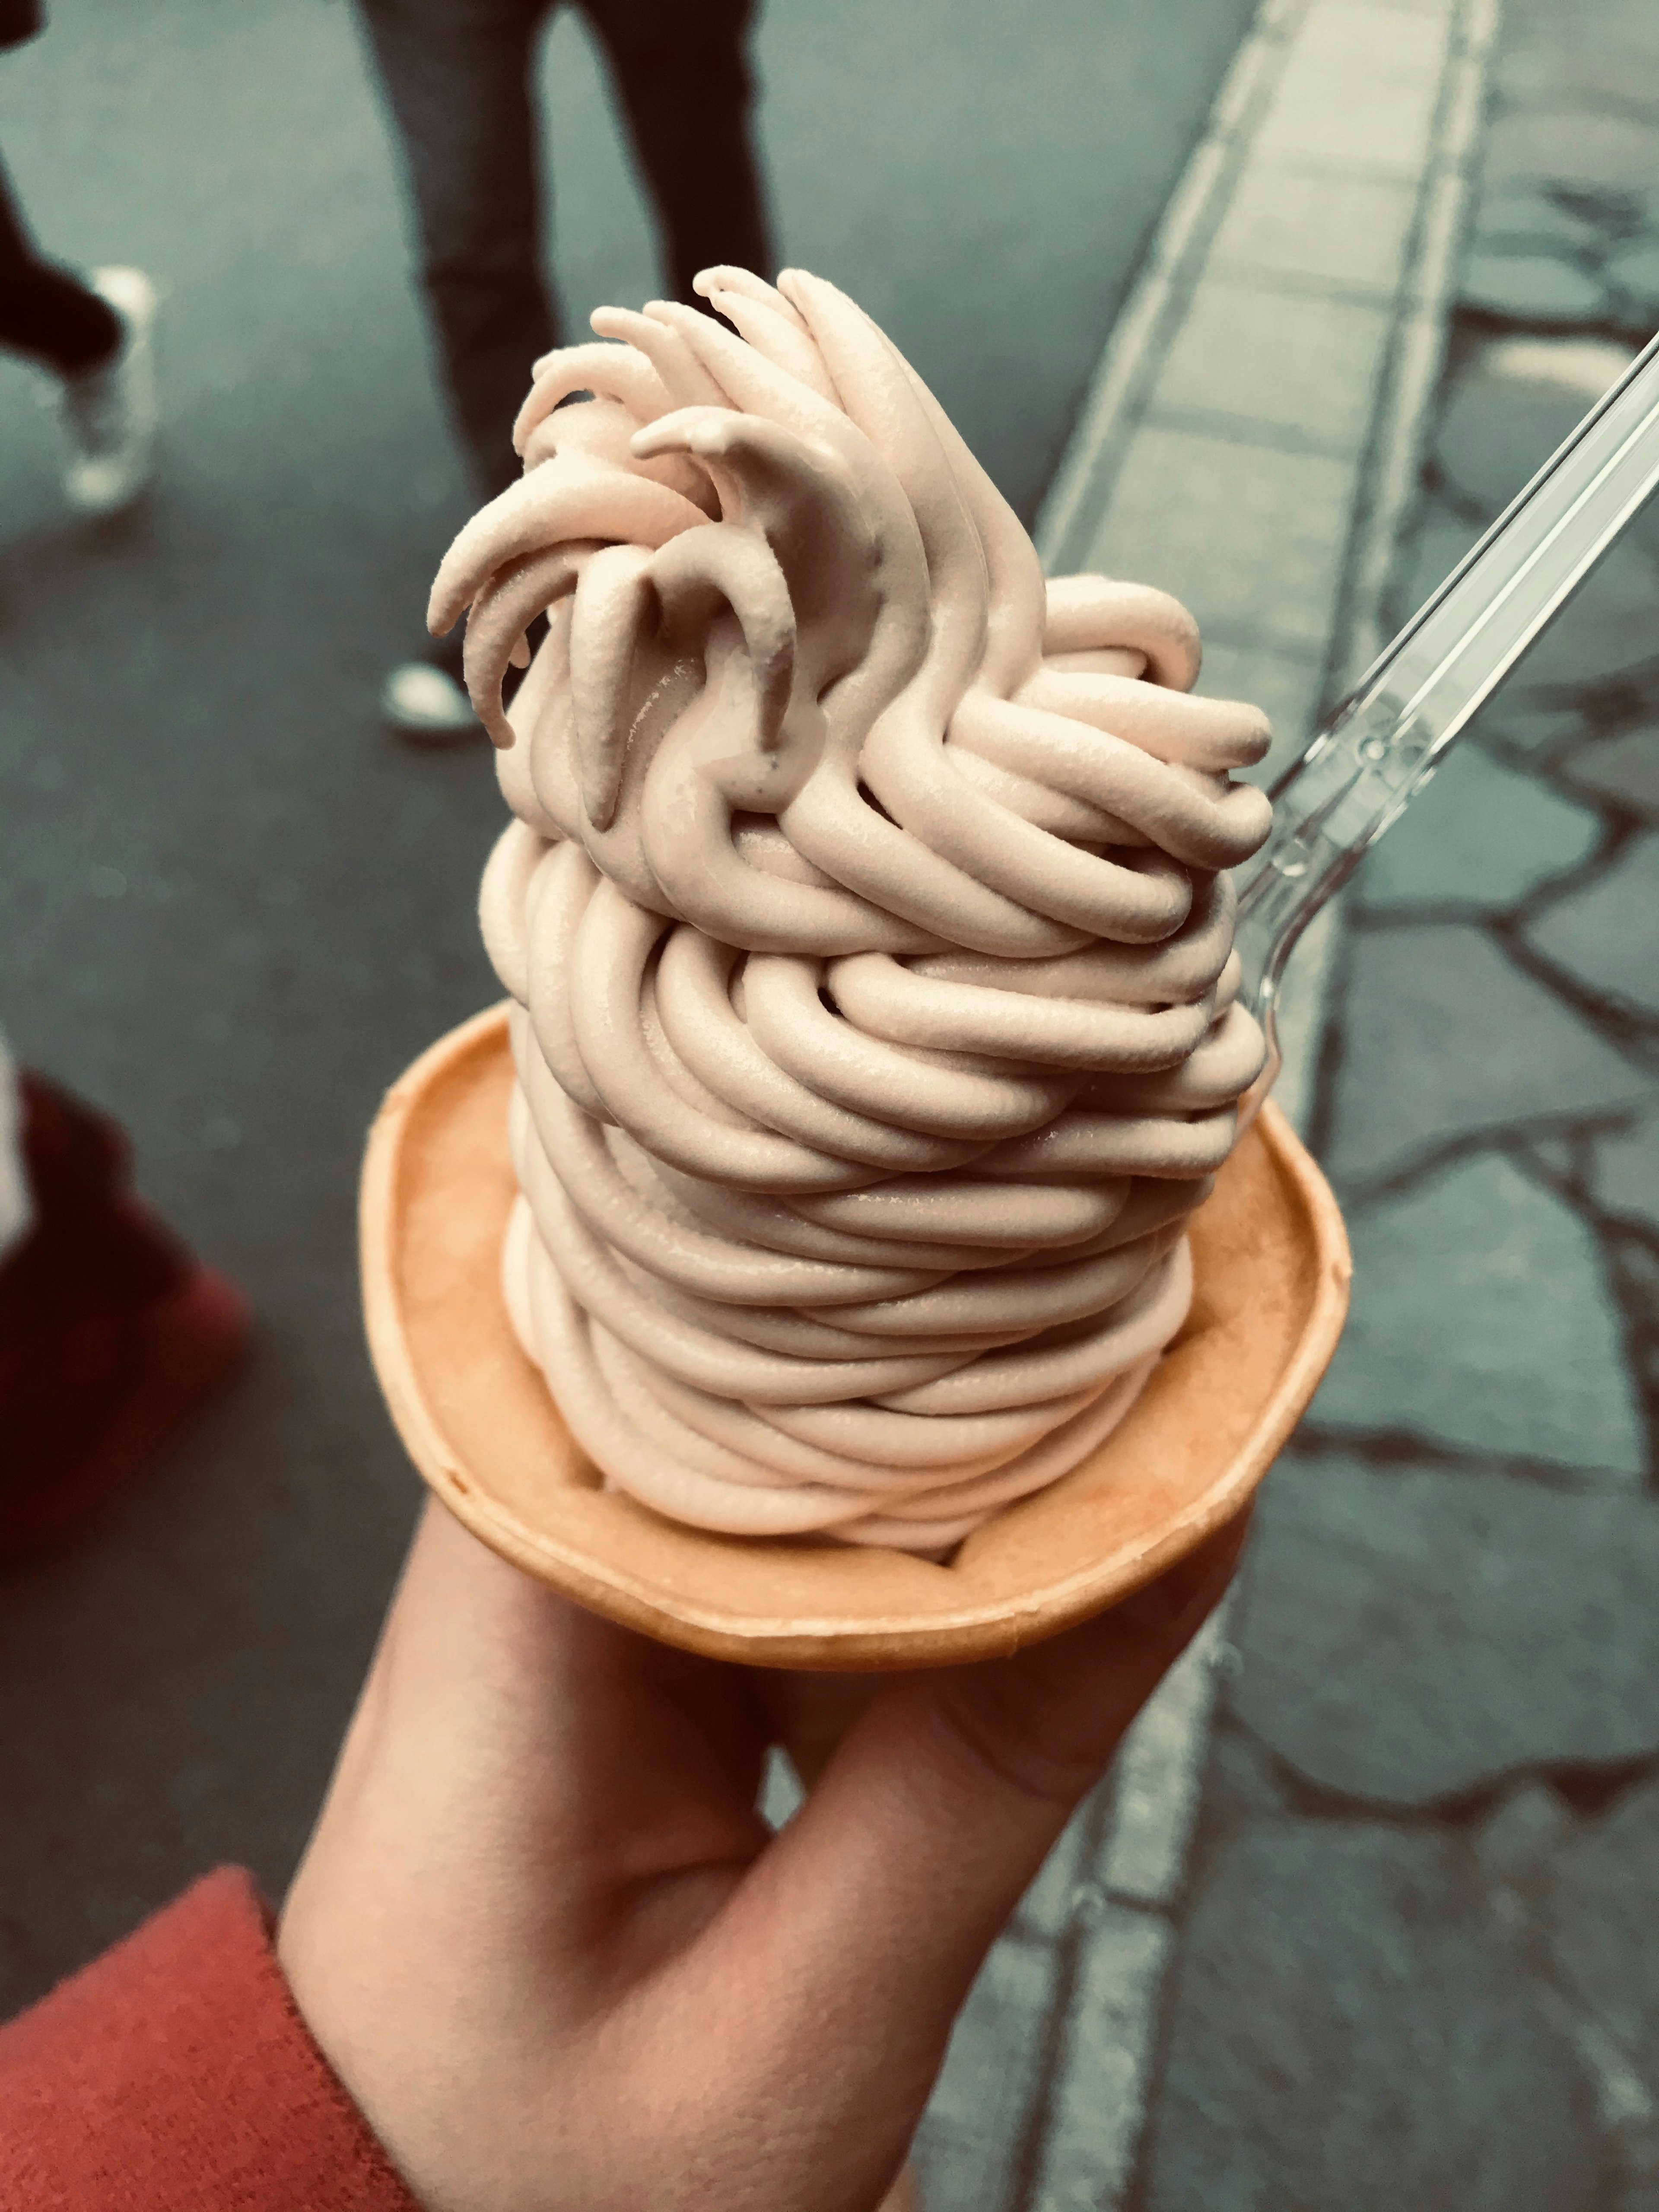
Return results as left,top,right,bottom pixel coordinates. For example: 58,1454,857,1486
278,1498,1247,2212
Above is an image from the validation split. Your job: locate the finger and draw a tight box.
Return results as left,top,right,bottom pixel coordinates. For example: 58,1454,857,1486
706,1514,1249,2059
648,1517,1249,2204
914,1507,1253,1823
346,1502,775,1872
280,1505,774,2048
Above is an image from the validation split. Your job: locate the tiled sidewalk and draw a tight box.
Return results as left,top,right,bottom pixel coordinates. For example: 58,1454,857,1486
906,1,1498,2206
1142,0,1659,2202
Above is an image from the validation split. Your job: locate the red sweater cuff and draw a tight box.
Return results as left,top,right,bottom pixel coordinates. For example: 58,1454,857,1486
0,1866,421,2211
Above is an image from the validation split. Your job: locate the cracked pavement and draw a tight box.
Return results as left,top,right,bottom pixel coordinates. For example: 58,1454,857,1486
1141,2,1659,2200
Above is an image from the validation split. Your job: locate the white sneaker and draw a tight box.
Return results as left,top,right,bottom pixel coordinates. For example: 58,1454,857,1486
60,267,160,517
380,659,480,743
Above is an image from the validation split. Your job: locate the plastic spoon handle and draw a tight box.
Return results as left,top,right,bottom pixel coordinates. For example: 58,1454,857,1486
1235,326,1659,1106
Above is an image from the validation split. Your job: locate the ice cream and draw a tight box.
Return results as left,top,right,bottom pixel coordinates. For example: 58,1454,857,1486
433,266,1273,1554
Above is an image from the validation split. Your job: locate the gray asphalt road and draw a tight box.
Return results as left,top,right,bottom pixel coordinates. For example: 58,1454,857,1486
0,0,1255,2006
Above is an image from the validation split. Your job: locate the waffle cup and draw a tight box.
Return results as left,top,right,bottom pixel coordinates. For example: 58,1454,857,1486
361,1003,1351,1674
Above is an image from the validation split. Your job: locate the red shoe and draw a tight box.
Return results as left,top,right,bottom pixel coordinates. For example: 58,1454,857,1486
0,1074,251,1567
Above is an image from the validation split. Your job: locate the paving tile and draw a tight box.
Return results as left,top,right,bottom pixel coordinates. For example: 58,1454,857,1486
1143,1820,1604,2212
1255,4,1449,178
1012,1788,1103,1945
1475,695,1597,762
1030,1906,1170,2212
1474,1780,1580,1902
1564,724,1659,821
1314,1150,1648,1472
1545,1778,1659,2093
1299,0,1452,73
1527,836,1659,1017
1195,638,1323,788
1154,283,1392,454
1513,537,1659,697
1203,1712,1296,1818
1462,331,1659,579
917,1932,1061,2212
1619,1236,1659,1374
1462,254,1608,325
1257,67,1444,179
1230,1451,1659,1800
1594,1116,1659,1236
1325,924,1650,1187
1392,493,1482,633
1617,2173,1659,2212
1471,184,1607,261
1481,108,1659,194
1523,1131,1583,1182
1356,744,1602,911
1582,0,1659,51
1608,243,1659,322
1433,335,1637,519
1206,161,1419,296
758,1746,804,1828
1492,41,1659,118
1088,427,1356,652
1100,1621,1223,1908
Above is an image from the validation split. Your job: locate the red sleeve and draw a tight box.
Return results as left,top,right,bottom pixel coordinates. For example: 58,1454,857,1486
0,1867,421,2211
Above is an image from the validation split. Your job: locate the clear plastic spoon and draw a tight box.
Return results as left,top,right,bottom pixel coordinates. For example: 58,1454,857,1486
1236,326,1659,1119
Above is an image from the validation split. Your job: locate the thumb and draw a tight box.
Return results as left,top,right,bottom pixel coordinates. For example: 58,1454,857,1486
712,1513,1249,2071
903,1509,1250,1832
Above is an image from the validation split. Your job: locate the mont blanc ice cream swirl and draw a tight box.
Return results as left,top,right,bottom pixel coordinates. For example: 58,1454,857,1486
442,266,1273,1552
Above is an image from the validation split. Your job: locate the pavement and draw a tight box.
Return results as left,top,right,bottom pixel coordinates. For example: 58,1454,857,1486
1139,0,1659,2204
0,0,1262,2012
909,1,1508,2202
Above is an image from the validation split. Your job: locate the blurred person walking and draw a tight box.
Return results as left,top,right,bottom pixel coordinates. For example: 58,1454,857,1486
1,2,159,518
355,0,775,740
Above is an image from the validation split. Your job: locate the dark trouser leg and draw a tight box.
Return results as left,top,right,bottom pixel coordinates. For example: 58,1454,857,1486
0,150,122,373
582,0,775,301
354,0,557,499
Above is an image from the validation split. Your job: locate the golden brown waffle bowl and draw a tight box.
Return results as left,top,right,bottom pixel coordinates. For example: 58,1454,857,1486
360,1004,1351,1671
